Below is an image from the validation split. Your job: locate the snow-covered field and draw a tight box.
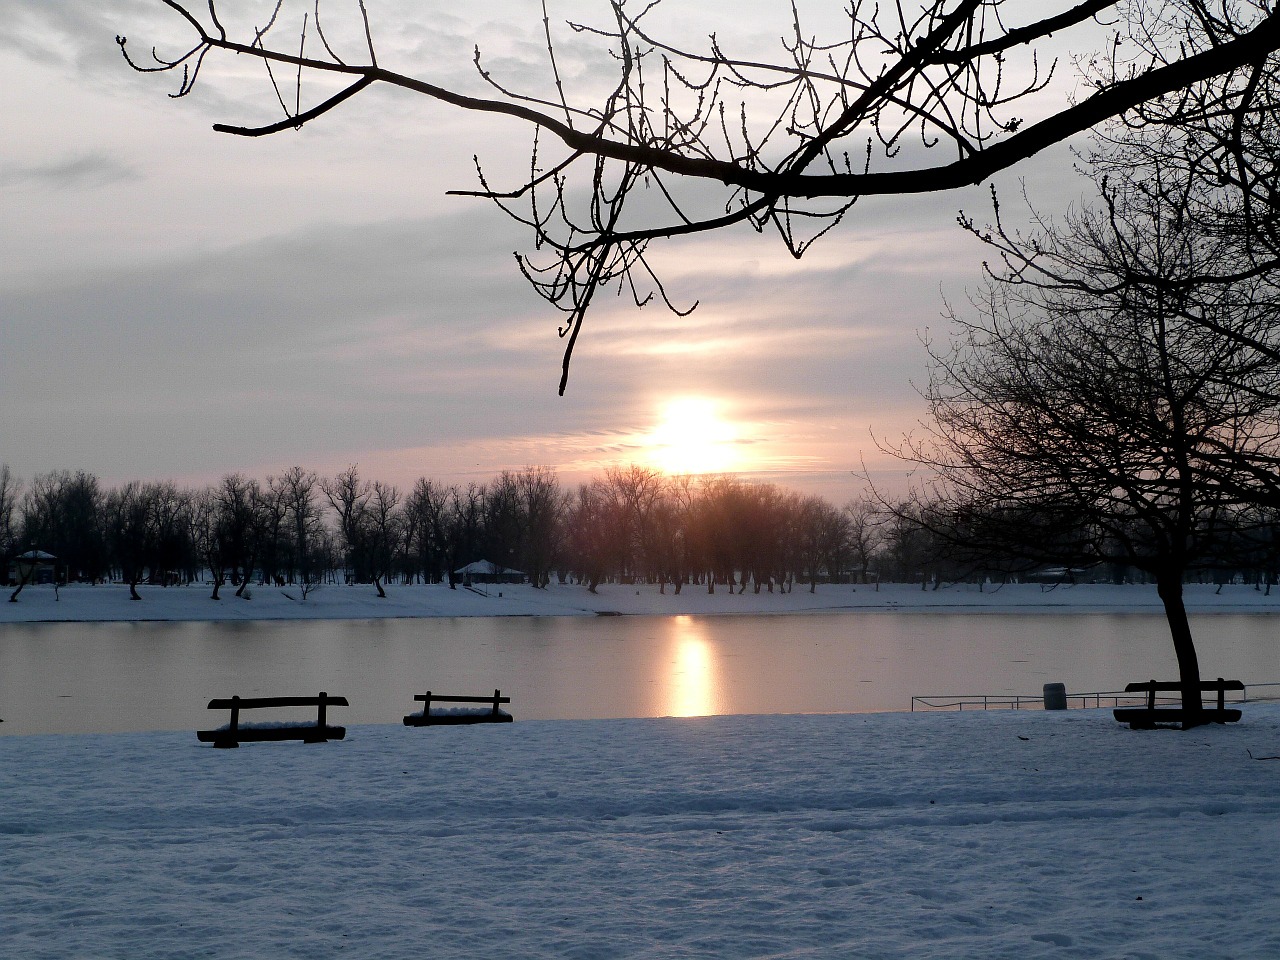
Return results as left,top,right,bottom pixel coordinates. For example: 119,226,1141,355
4,578,1280,622
7,582,1278,956
7,707,1280,959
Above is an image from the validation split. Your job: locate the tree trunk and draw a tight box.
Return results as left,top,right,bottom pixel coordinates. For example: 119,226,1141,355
1155,569,1205,727
9,565,32,602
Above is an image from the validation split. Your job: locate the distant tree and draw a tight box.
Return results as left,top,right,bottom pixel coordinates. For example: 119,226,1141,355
879,501,932,587
215,473,263,597
272,466,325,593
657,474,700,594
598,465,667,585
192,486,231,600
125,0,1280,390
255,476,289,587
404,477,452,584
566,482,615,593
514,466,566,589
22,470,106,585
322,464,372,585
483,472,525,581
104,482,155,600
443,483,486,588
844,496,884,585
147,482,194,585
0,465,21,594
801,496,853,591
366,480,402,598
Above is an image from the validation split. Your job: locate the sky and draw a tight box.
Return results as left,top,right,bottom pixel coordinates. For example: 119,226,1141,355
1,0,1092,502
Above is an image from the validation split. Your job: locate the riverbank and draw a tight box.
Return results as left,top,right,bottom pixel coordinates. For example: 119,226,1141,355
6,706,1279,959
4,579,1280,623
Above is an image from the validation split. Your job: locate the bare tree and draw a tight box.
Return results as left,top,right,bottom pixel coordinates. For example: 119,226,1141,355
443,483,486,589
322,464,372,585
215,473,263,597
272,466,325,594
0,465,22,597
367,480,402,597
104,481,155,601
565,481,617,593
147,482,194,586
844,496,883,585
122,0,1280,391
192,486,230,599
404,477,453,584
893,161,1280,724
514,465,566,589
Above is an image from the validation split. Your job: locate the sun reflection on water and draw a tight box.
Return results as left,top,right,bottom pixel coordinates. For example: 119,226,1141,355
667,616,721,717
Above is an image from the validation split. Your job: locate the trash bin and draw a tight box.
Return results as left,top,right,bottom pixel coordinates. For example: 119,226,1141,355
1043,682,1067,710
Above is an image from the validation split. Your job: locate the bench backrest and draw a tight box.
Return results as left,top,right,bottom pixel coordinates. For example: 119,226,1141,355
413,691,511,706
1123,678,1244,711
207,694,350,710
1122,679,1244,694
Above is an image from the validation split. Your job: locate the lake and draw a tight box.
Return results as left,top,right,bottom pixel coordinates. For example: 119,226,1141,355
2,611,1279,734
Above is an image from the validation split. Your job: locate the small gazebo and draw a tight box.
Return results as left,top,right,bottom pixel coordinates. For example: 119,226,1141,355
9,549,58,586
454,560,526,585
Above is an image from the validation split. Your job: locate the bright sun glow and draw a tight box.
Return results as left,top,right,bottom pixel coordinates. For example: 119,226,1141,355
649,398,739,475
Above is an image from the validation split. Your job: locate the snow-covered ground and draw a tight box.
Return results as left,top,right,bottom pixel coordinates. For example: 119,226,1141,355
6,706,1280,959
4,578,1280,622
7,582,1277,956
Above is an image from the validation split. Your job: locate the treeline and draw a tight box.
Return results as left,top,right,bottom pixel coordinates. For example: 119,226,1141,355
4,462,1275,601
0,463,931,599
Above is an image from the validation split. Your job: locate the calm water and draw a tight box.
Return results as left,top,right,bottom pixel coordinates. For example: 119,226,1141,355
2,611,1278,734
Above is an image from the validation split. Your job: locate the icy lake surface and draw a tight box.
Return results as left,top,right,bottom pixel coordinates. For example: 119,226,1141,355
4,610,1280,734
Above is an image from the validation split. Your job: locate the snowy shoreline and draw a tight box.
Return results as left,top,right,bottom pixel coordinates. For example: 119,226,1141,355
7,706,1280,958
5,579,1280,623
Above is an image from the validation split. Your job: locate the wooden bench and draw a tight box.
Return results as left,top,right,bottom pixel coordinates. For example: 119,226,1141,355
197,692,349,747
403,689,512,726
1113,678,1244,730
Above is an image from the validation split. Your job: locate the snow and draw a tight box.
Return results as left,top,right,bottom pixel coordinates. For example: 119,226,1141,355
5,578,1280,623
6,707,1280,958
6,582,1280,956
424,707,513,718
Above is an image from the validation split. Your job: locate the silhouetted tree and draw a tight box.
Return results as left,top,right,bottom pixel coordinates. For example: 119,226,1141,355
895,162,1280,723
214,473,262,597
104,482,155,600
193,486,230,600
404,477,452,584
844,496,884,585
514,466,566,589
366,480,402,597
444,483,486,588
272,466,325,592
0,465,21,596
322,464,372,585
22,470,106,584
124,0,1280,390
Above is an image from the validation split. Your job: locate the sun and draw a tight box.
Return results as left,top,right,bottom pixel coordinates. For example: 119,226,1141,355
649,398,739,475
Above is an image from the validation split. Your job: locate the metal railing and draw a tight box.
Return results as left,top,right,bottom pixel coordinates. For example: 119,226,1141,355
909,682,1280,712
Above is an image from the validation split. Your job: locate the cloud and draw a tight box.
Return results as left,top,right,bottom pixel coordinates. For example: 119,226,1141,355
1,0,1088,504
2,152,140,189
